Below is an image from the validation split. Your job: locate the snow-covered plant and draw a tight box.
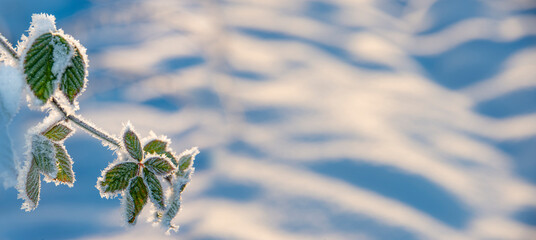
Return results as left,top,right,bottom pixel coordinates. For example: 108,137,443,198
0,13,198,233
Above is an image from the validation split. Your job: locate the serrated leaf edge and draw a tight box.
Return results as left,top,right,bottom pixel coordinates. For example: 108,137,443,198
143,154,176,176
121,122,143,162
42,122,74,142
143,168,166,211
48,143,75,187
123,176,148,225
95,157,139,199
16,156,41,212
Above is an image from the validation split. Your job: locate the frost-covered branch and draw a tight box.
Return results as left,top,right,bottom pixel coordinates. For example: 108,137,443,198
1,13,197,233
50,97,120,147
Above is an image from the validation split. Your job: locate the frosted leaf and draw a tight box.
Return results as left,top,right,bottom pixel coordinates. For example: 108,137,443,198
143,168,165,210
17,13,56,51
17,13,56,69
31,134,57,177
159,147,197,231
22,160,40,211
177,147,199,174
59,47,86,104
160,170,193,231
23,33,64,104
122,123,143,162
144,157,175,176
42,123,73,141
16,146,42,212
18,13,89,108
97,162,138,198
125,176,148,225
53,143,75,186
142,133,177,166
50,35,73,79
143,139,168,155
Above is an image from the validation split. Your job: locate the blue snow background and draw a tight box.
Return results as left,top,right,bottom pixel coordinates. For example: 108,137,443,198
1,0,536,239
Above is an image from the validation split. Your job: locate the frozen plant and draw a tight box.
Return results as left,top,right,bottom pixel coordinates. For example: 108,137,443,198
0,13,198,233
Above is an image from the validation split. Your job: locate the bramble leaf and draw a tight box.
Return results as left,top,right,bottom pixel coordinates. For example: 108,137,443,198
143,168,165,210
178,154,193,172
53,143,74,185
143,140,167,155
25,160,41,210
99,162,138,194
177,147,199,173
126,176,148,225
144,157,175,176
60,47,86,104
24,33,71,103
31,134,57,176
143,139,178,165
123,129,143,161
43,123,72,141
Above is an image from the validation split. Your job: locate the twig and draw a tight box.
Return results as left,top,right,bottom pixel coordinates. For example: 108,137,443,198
50,97,121,148
0,34,19,61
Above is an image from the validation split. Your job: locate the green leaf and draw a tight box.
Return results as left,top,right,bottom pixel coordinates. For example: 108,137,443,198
165,152,178,166
143,139,167,155
42,123,72,141
178,154,193,172
123,129,143,161
25,160,41,210
177,147,199,172
126,176,148,225
53,143,74,185
24,33,70,103
144,157,175,175
31,135,57,176
99,162,138,194
60,47,86,104
143,140,179,166
143,168,165,210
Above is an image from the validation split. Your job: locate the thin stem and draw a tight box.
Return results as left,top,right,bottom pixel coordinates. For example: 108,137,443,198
0,34,19,61
50,97,121,148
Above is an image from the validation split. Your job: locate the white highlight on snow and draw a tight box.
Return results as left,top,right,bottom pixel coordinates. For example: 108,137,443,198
0,63,24,121
0,62,24,187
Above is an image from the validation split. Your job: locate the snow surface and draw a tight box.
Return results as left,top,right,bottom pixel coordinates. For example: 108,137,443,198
0,63,23,121
0,62,23,188
0,1,536,240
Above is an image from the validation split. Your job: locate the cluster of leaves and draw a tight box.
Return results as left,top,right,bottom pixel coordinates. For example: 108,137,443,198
22,121,74,210
97,125,197,229
24,31,87,105
16,14,87,212
4,14,198,233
